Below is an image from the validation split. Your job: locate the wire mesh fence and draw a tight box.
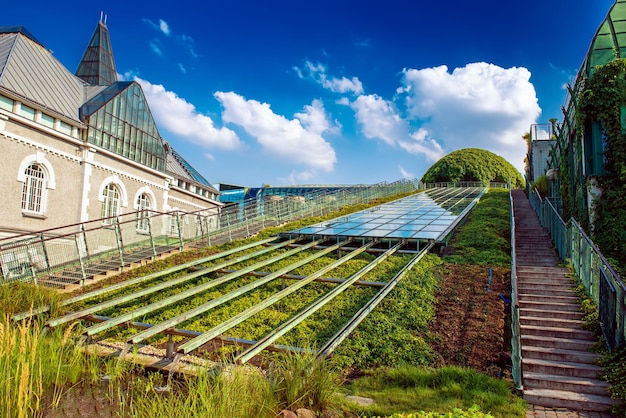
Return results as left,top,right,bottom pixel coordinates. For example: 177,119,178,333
0,179,416,287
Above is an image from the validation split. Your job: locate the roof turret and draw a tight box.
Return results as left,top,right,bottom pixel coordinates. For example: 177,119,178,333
75,17,117,85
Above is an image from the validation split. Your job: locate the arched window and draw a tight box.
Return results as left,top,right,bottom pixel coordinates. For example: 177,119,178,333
21,164,46,214
135,193,152,232
101,183,120,224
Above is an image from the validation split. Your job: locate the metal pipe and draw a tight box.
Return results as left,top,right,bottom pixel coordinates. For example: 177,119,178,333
127,238,328,345
217,269,386,287
177,239,373,355
317,241,434,358
12,236,279,322
46,238,295,328
84,237,305,336
235,240,402,364
83,314,310,354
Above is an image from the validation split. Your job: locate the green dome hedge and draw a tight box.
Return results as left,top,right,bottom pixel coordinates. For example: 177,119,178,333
421,148,524,188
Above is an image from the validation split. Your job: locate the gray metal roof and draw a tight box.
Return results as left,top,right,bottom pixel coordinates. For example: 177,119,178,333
166,148,219,193
0,30,87,122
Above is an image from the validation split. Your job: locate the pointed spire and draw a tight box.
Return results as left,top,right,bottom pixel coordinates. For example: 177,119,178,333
75,15,117,86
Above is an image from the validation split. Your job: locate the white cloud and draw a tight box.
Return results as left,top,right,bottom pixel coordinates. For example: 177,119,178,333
295,99,339,135
133,76,241,150
347,94,444,161
399,129,445,162
159,19,171,36
178,63,187,74
149,40,162,56
400,62,541,172
294,61,364,95
399,166,414,179
143,18,198,58
215,91,337,171
279,169,315,185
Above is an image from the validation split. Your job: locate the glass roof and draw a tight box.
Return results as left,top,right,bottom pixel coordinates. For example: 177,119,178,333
584,0,626,75
288,187,486,243
75,21,117,86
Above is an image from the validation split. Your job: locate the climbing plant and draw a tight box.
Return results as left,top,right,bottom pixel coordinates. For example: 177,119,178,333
575,58,626,273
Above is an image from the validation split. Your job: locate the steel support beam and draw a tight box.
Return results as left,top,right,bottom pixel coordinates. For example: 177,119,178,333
13,236,279,322
176,239,374,355
83,237,308,337
317,240,434,358
127,238,329,345
234,240,404,364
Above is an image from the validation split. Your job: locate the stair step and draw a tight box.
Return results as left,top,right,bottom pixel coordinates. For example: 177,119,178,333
522,346,601,364
522,358,602,379
516,251,556,255
518,300,580,312
521,334,596,351
517,287,577,297
516,265,569,273
519,293,579,304
523,372,610,396
520,324,594,340
519,316,586,329
517,276,573,284
520,308,583,320
523,388,615,412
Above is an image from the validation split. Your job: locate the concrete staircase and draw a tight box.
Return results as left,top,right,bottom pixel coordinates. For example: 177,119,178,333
512,189,614,412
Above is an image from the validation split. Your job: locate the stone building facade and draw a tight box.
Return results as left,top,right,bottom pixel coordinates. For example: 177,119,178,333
0,21,221,238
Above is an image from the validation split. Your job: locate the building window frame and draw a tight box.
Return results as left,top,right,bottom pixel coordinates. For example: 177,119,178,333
135,193,151,232
98,176,128,225
101,183,120,225
21,164,46,214
17,153,56,218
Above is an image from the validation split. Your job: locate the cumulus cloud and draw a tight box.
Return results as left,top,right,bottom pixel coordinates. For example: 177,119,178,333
215,91,337,171
347,94,444,161
400,62,540,172
132,76,241,150
294,61,364,95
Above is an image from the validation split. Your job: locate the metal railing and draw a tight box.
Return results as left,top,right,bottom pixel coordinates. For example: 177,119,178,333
420,181,510,189
0,179,416,286
529,188,626,350
509,190,523,391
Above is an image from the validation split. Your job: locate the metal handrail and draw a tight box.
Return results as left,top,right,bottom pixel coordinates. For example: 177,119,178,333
509,190,523,391
528,189,626,350
1,179,416,286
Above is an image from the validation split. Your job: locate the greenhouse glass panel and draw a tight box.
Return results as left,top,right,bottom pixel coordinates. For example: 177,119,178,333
287,187,485,243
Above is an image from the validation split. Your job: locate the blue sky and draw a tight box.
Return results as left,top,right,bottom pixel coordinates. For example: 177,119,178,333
5,0,616,187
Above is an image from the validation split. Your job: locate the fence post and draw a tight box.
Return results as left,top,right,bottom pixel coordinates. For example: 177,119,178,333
39,232,51,281
114,217,125,271
148,214,157,260
74,234,87,286
176,212,184,252
227,213,233,242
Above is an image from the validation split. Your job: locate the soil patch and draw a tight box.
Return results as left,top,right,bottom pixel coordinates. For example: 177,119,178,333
428,263,510,377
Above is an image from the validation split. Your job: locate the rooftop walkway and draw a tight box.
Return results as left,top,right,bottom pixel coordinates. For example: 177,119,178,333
512,190,615,416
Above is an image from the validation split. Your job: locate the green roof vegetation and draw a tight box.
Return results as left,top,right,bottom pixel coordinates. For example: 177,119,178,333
420,148,525,188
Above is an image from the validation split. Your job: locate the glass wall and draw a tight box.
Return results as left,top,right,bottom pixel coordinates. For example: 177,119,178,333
84,83,166,172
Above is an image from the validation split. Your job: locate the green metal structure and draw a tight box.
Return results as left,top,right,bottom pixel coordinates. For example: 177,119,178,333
549,0,626,222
